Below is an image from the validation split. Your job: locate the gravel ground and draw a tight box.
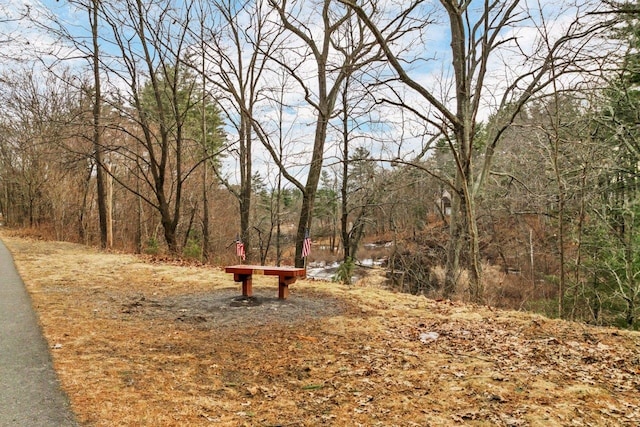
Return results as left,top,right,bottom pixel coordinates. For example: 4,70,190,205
119,287,353,328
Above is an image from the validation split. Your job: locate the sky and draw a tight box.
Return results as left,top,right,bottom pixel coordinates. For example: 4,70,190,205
0,0,616,187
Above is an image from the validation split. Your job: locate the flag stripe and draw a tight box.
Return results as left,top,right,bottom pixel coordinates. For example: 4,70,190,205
301,230,311,258
236,240,246,261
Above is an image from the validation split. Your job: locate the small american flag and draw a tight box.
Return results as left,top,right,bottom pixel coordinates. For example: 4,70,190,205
301,228,311,258
236,238,246,261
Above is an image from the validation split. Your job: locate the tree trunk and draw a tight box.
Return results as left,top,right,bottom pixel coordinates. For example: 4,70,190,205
78,166,92,244
444,185,463,298
90,0,108,249
341,134,350,263
240,117,252,262
202,162,210,261
199,22,210,262
158,193,178,254
136,193,143,254
276,172,283,266
295,192,314,267
295,113,328,267
465,190,483,301
106,163,113,248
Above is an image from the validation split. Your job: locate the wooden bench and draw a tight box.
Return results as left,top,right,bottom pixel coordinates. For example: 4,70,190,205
225,265,306,299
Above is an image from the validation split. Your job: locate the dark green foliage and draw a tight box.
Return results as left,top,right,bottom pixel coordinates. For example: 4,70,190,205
333,257,355,285
144,237,160,255
183,233,203,260
574,5,640,328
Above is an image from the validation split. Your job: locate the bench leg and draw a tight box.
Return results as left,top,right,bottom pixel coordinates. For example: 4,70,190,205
278,282,289,299
234,273,253,297
243,275,253,297
278,276,298,299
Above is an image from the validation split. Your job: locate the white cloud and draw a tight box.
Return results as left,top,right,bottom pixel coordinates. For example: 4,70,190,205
1,0,619,188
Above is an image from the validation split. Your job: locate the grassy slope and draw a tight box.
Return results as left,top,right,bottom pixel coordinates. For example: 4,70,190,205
2,232,640,426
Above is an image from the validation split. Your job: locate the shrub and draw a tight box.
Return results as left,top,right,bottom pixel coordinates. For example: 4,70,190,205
144,237,160,255
334,257,355,285
183,236,202,260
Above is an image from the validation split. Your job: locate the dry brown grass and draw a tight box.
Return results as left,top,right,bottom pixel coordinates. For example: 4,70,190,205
3,231,640,426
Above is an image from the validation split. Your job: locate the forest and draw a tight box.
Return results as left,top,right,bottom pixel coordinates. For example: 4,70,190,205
1,0,639,329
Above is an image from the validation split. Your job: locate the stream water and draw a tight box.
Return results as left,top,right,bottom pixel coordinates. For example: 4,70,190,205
306,258,387,281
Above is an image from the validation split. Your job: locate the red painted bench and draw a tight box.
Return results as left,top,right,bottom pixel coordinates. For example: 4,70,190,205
225,265,306,299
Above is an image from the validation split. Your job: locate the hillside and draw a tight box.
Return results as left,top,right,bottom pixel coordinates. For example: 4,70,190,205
2,232,639,426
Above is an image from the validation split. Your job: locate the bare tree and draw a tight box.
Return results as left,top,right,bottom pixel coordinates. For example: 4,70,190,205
254,66,300,265
0,68,90,235
190,0,282,262
98,0,202,254
88,0,111,249
335,71,386,265
20,0,112,248
264,0,389,267
340,0,615,302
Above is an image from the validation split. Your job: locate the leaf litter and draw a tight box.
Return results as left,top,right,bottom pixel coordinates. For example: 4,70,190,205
2,233,640,426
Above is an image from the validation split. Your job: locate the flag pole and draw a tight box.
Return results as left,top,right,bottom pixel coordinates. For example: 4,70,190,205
235,233,245,264
303,239,307,278
302,228,310,276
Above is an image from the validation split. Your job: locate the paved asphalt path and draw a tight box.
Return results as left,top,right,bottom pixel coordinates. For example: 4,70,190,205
0,238,78,426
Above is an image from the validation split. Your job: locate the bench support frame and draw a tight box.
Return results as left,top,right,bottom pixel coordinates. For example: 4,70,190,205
225,265,306,300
